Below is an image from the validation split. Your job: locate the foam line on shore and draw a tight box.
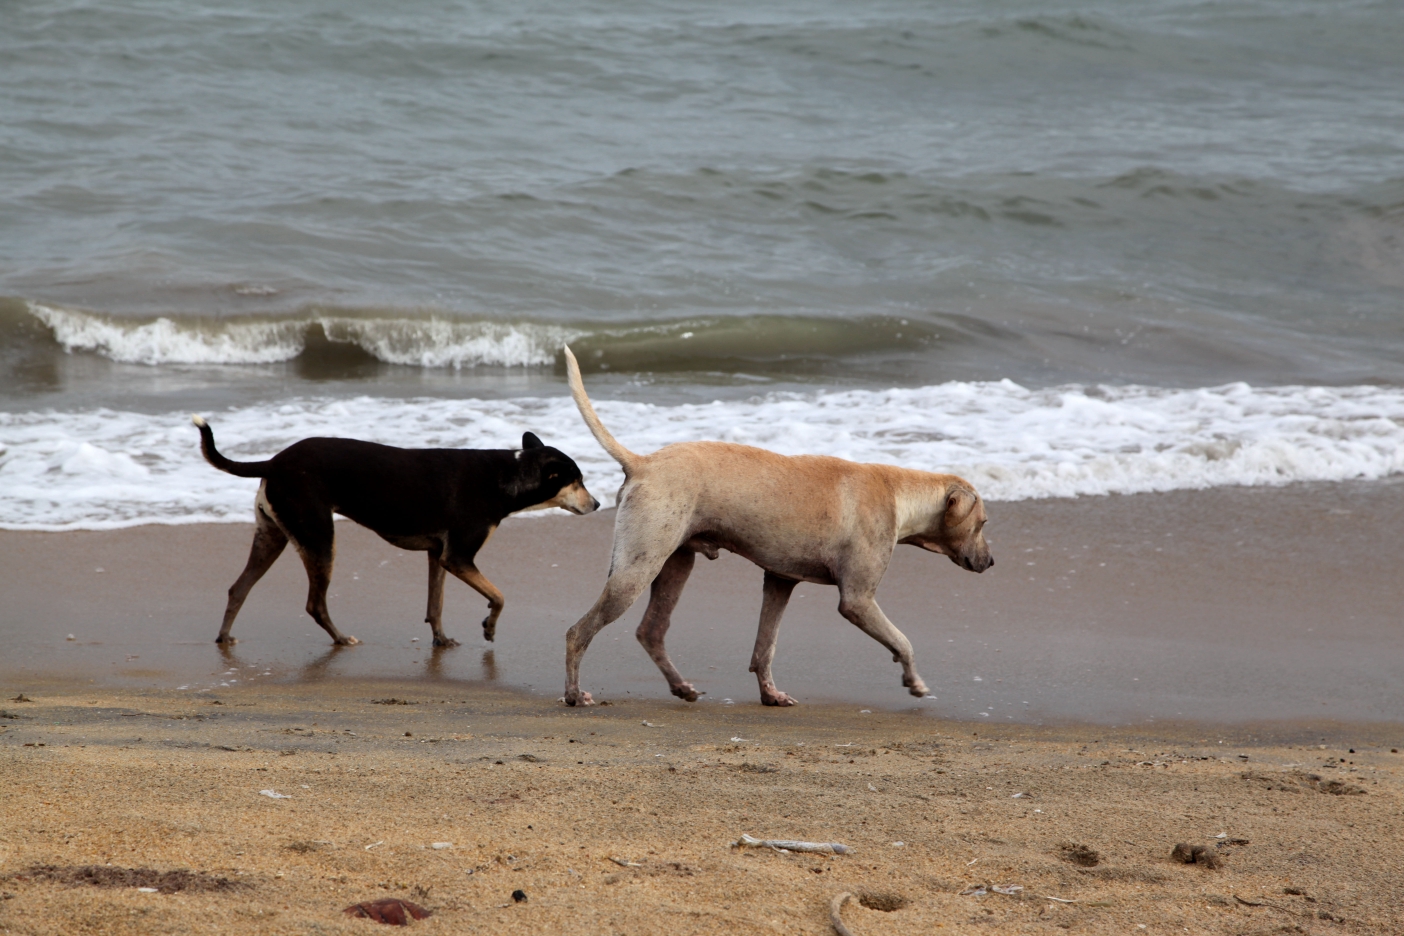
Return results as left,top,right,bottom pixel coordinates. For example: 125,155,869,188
2,382,1402,530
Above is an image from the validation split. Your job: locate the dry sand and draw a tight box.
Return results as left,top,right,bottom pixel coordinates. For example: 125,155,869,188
3,481,1404,933
1,684,1402,935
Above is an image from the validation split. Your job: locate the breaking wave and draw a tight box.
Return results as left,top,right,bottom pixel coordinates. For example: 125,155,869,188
26,303,578,369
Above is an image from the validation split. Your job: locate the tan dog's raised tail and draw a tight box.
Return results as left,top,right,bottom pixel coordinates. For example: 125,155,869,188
561,345,992,707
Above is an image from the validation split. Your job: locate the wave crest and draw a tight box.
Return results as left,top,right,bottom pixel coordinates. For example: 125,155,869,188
28,303,579,368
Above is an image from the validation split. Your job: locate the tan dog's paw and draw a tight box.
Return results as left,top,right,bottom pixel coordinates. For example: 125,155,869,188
670,683,702,702
433,636,461,649
564,690,594,707
761,691,797,707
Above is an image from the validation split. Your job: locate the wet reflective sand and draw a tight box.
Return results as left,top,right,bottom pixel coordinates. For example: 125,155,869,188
2,480,1402,727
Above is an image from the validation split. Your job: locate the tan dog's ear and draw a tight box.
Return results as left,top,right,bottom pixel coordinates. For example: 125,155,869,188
944,488,976,526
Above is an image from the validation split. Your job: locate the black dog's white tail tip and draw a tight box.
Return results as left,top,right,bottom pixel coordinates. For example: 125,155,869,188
191,414,208,428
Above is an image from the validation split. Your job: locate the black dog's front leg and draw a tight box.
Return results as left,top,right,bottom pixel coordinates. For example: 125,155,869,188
450,565,504,642
424,553,461,647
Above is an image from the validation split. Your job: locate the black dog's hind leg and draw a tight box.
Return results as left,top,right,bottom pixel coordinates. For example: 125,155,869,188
269,489,361,647
217,505,288,645
295,541,360,646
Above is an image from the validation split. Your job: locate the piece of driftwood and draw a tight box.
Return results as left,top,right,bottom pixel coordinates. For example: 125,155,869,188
734,833,853,855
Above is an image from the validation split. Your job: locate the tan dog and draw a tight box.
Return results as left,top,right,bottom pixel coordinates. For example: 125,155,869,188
561,346,993,707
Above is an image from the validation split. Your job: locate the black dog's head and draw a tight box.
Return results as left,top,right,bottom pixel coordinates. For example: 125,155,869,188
510,432,599,515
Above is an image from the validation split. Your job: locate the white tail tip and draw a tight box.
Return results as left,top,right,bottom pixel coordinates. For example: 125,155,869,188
191,414,207,428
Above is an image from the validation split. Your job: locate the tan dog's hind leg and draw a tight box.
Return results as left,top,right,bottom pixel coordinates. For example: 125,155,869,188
424,552,454,647
564,568,657,706
636,548,702,701
444,563,503,644
216,506,288,645
750,572,799,706
565,493,692,706
837,588,929,698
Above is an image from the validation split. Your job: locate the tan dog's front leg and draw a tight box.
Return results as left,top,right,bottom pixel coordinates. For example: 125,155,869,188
837,591,928,697
750,572,798,706
636,548,702,701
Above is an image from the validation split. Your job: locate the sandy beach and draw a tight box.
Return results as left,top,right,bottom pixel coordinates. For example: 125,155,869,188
2,482,1403,933
1,683,1401,935
3,480,1402,722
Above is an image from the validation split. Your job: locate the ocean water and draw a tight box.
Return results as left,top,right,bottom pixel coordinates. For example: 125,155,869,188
3,0,1403,529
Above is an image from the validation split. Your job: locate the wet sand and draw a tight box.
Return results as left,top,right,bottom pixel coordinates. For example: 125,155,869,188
2,480,1402,723
2,482,1404,933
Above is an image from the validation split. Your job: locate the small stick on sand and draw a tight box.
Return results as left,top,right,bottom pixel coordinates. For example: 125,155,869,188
734,833,852,854
829,892,857,936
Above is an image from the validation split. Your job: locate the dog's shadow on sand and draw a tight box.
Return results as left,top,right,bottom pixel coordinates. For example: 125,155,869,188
215,642,253,672
214,641,350,683
214,641,498,684
418,647,497,682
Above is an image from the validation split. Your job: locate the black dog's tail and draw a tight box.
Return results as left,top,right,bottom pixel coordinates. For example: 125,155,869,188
191,415,272,478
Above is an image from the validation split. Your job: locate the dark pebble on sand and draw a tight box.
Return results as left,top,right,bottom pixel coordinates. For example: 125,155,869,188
1170,843,1222,869
343,898,431,925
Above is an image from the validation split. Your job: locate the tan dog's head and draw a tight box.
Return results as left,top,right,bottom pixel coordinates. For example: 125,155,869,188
901,482,993,573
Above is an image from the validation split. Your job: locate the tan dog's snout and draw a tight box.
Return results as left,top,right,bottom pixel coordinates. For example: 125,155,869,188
551,479,600,515
957,535,994,573
945,488,992,573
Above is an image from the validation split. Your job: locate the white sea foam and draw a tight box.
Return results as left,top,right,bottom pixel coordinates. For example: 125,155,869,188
2,382,1402,530
28,304,577,368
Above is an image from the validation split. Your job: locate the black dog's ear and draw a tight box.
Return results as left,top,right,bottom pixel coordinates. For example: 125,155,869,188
522,431,544,450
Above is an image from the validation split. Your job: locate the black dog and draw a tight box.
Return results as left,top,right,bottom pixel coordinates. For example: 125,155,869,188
192,416,598,647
